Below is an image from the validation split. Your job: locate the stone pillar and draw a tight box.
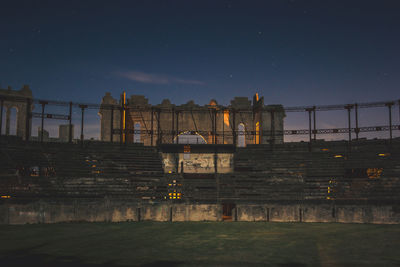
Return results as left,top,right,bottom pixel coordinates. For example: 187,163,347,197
99,92,118,142
261,105,285,144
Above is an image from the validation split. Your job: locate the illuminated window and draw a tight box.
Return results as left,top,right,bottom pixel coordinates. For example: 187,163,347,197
224,110,229,127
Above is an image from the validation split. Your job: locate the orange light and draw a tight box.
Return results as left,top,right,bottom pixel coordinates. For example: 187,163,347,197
334,155,343,158
255,121,260,144
1,196,11,199
224,110,230,127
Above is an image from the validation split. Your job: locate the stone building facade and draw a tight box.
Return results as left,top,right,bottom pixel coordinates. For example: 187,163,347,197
99,92,285,146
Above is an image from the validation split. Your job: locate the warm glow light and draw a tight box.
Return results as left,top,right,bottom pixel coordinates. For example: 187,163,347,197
378,153,390,157
224,110,230,127
367,168,383,179
321,148,329,151
255,121,260,144
255,93,259,101
334,155,343,158
1,196,11,199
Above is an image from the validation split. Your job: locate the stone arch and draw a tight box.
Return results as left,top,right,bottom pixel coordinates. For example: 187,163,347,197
6,106,18,136
238,123,245,147
174,131,207,144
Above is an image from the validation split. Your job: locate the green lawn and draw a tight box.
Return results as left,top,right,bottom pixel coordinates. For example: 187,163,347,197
0,222,399,266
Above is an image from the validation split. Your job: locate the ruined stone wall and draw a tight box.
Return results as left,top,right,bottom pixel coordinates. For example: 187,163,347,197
0,85,33,140
162,153,234,173
98,93,286,146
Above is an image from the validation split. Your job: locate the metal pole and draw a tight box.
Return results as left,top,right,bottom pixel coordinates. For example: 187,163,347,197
25,98,31,141
387,102,393,142
40,101,46,143
355,103,359,140
222,109,225,144
345,105,352,144
214,109,217,144
150,108,154,146
171,108,174,143
313,106,316,140
212,109,216,144
307,109,312,150
124,107,127,145
398,100,400,124
232,109,236,146
253,108,256,145
270,110,275,145
0,98,3,136
120,107,123,145
110,106,114,142
157,109,161,145
79,105,87,144
68,102,72,143
176,111,179,144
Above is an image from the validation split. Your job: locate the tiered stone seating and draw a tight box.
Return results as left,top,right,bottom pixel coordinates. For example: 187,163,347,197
0,138,164,200
228,139,400,204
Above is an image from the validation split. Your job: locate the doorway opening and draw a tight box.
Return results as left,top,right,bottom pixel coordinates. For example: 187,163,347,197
222,203,236,221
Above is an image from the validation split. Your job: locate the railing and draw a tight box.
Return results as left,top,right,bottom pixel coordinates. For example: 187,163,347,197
0,94,399,146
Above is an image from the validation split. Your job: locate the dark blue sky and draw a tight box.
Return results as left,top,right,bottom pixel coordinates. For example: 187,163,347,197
1,0,399,107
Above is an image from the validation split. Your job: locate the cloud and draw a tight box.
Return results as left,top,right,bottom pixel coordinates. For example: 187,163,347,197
115,71,204,85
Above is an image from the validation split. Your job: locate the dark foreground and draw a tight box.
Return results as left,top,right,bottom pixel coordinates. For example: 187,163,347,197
0,222,399,267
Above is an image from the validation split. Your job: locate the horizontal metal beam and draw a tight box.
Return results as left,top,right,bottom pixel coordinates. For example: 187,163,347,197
284,125,400,135
32,112,70,120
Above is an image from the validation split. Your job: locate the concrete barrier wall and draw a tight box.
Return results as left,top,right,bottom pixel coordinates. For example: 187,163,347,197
1,201,399,224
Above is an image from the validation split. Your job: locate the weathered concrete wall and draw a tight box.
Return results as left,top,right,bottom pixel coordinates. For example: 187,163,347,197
1,201,400,224
162,153,233,173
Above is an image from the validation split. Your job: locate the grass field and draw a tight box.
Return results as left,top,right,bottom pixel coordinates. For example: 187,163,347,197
0,222,399,267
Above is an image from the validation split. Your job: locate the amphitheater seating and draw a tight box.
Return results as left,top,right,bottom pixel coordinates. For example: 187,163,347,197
229,140,400,203
0,139,164,200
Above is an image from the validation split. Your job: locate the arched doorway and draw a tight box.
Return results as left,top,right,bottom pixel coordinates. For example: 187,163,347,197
174,131,207,144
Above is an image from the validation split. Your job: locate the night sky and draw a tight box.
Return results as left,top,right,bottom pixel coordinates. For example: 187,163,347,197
1,0,399,139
